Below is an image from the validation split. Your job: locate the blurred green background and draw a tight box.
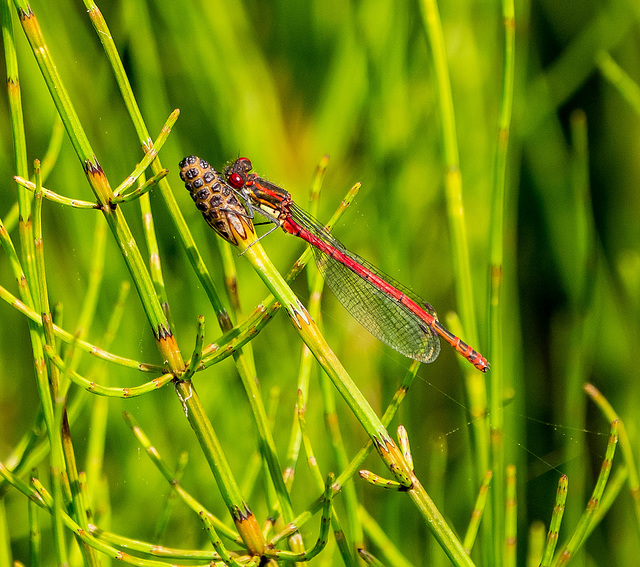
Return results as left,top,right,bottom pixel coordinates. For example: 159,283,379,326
1,0,639,565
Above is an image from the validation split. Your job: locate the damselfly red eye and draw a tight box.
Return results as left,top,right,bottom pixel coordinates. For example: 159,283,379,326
228,172,244,188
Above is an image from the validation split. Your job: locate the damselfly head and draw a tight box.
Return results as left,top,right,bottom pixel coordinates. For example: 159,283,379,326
225,157,253,189
178,156,255,247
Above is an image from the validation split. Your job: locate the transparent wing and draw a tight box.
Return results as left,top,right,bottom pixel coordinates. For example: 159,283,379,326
290,203,441,363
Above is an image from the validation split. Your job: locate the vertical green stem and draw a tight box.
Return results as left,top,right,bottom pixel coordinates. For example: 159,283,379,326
33,180,69,566
504,465,517,567
0,500,13,567
1,0,37,297
174,380,266,555
488,2,516,565
418,0,479,343
418,0,490,492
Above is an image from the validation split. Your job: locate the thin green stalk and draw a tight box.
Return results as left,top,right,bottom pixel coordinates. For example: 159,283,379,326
553,421,619,567
12,177,96,208
1,0,37,300
0,211,36,310
126,109,180,330
239,449,263,504
219,239,243,316
596,51,640,117
28,470,42,567
0,216,57,512
318,346,363,556
266,474,335,562
267,337,312,529
84,282,129,517
180,317,204,382
154,451,189,541
198,301,276,366
504,465,517,567
358,547,386,566
223,350,303,553
39,116,64,183
73,212,107,354
584,466,627,540
113,109,179,195
418,0,481,346
282,345,313,489
584,383,640,530
359,506,414,567
172,380,266,555
418,0,490,500
427,434,447,567
463,470,493,554
359,470,403,490
488,2,515,564
139,186,173,327
445,311,489,475
539,475,567,567
61,411,98,567
0,500,13,566
113,170,168,204
527,522,546,567
33,172,70,566
296,391,355,565
1,0,26,176
213,243,260,451
91,523,232,562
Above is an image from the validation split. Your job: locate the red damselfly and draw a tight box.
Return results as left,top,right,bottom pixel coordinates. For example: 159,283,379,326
224,157,489,372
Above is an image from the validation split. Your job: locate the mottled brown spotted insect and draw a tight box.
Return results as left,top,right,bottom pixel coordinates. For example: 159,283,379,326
179,156,255,246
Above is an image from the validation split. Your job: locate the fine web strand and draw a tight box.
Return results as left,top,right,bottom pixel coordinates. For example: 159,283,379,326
415,372,608,477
